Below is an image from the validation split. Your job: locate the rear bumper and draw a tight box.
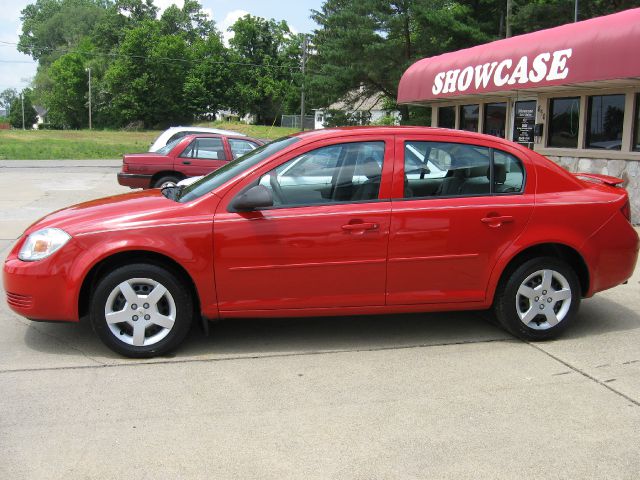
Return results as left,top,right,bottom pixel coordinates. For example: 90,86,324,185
117,173,152,189
583,213,639,296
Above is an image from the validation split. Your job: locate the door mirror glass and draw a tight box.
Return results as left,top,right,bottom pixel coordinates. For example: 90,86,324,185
231,185,274,211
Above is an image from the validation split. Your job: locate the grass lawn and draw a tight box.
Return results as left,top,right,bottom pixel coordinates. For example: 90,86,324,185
0,122,298,160
0,130,158,160
199,121,300,139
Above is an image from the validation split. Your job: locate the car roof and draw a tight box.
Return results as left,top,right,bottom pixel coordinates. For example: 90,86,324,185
165,126,247,137
290,126,524,150
178,133,263,143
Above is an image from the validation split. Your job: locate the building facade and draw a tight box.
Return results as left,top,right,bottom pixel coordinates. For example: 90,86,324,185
397,8,640,223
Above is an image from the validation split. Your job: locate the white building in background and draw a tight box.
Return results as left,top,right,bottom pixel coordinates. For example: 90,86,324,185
33,105,48,129
314,90,399,129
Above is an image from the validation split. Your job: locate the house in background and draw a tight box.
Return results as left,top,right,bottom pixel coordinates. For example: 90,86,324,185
215,108,256,125
33,105,48,129
314,90,399,129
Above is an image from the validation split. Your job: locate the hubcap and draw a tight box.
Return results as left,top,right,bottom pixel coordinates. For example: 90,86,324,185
515,269,572,330
104,278,176,347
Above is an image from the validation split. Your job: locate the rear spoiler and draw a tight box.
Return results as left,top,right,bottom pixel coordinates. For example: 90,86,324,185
574,173,625,187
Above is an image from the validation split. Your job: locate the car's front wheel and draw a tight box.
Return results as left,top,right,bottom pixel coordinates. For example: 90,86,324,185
90,264,193,357
494,257,580,340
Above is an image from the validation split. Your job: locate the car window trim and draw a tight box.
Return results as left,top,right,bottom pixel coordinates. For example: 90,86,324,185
226,138,391,212
397,141,527,201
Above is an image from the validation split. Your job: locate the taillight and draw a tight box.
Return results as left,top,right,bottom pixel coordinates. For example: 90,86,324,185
621,199,631,222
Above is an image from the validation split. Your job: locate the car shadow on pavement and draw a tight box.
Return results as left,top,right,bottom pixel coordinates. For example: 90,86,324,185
21,297,639,360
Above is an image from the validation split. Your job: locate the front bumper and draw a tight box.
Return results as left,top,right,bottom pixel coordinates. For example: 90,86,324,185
117,172,152,189
3,242,81,322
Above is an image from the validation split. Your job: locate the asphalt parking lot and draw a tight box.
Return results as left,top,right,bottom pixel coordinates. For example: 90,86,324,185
1,160,639,479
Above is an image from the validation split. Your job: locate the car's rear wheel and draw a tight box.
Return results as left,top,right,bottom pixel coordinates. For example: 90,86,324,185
90,264,193,357
494,257,580,340
153,175,180,188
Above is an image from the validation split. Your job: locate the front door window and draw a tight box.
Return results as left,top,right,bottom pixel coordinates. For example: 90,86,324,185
258,141,385,207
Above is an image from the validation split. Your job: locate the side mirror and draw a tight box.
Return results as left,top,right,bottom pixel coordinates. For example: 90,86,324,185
231,185,274,211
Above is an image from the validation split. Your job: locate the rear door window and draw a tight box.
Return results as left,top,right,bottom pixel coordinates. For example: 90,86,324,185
229,139,259,159
403,141,524,198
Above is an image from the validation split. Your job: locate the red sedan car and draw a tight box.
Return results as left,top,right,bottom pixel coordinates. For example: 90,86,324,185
4,127,638,357
118,133,263,189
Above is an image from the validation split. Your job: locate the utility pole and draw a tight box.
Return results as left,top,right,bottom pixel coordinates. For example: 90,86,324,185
506,0,512,38
300,35,308,132
21,92,25,130
86,67,92,130
574,0,579,22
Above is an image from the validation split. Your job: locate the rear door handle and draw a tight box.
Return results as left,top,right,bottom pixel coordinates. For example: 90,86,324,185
341,222,379,232
182,161,191,165
481,215,514,227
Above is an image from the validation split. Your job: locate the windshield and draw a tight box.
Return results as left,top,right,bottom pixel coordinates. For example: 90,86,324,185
157,138,182,155
177,136,300,203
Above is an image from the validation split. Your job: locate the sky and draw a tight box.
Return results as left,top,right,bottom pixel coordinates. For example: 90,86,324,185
0,0,325,93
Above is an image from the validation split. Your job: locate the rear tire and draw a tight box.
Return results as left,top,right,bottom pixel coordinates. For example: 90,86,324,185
153,175,180,188
90,263,193,358
494,257,580,341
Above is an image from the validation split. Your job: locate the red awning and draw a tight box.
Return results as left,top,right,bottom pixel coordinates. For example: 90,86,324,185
397,8,640,104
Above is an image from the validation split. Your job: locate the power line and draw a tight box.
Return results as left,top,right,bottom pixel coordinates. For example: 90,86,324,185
0,39,303,71
0,38,332,77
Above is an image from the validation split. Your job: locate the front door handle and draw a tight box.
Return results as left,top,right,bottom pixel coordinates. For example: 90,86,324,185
481,215,514,227
341,222,379,232
182,161,191,165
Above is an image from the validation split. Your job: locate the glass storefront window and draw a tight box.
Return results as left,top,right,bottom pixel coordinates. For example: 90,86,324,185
548,97,580,148
634,94,640,152
460,104,479,132
438,106,455,129
586,94,625,150
483,103,506,138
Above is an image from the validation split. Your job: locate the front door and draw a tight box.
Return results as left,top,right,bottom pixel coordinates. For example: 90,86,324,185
176,136,228,176
213,137,394,312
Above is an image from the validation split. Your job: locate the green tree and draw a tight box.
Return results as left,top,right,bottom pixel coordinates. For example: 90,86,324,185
8,90,38,129
228,15,302,124
511,0,640,34
103,21,193,128
309,0,490,122
18,0,107,65
0,89,18,117
160,0,216,42
46,53,88,128
183,35,233,120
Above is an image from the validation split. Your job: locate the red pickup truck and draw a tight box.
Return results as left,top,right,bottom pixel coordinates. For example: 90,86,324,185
118,133,264,189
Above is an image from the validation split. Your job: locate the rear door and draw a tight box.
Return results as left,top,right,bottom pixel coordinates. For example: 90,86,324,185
387,135,534,305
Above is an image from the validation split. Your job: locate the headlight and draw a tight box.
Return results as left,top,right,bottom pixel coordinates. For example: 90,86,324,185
18,228,71,262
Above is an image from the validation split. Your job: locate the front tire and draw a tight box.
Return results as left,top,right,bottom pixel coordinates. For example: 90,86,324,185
90,264,193,358
494,257,580,341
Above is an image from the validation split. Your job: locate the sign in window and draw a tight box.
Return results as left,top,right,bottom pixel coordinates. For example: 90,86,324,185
513,100,536,148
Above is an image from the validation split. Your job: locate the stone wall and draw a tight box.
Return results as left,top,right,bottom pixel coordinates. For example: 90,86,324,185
546,155,640,225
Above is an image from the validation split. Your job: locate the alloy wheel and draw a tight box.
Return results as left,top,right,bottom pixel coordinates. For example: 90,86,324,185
515,269,572,330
